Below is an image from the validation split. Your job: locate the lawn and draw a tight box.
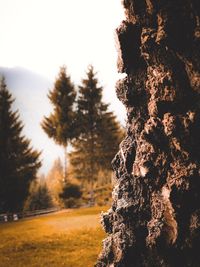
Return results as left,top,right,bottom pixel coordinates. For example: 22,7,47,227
0,206,108,267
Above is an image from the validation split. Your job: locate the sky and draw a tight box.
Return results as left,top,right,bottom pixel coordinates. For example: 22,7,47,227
0,0,126,174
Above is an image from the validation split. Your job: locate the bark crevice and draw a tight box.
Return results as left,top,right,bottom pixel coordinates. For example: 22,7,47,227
96,1,200,266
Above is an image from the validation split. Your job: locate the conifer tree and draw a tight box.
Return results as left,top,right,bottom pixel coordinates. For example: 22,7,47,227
24,180,53,211
70,65,123,191
41,66,76,181
0,77,41,213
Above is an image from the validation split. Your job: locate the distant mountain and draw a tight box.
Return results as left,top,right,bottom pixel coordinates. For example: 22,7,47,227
0,67,53,114
0,66,52,93
0,66,63,175
0,66,53,127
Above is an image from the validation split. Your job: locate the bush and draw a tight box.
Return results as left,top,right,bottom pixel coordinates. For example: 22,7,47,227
24,182,53,211
59,183,82,208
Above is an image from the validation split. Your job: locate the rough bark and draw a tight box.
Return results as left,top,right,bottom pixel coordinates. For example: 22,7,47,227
96,1,200,266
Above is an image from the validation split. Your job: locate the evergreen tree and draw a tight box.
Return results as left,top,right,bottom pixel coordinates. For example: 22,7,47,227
70,65,123,191
24,179,53,211
41,66,76,180
97,111,125,170
0,77,41,213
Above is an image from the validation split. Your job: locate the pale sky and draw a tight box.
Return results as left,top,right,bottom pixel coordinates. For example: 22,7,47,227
0,0,126,174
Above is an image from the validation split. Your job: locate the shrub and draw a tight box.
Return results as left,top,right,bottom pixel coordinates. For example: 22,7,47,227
59,183,82,208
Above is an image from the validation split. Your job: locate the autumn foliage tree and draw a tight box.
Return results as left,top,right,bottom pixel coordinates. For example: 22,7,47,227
0,77,41,212
46,158,64,207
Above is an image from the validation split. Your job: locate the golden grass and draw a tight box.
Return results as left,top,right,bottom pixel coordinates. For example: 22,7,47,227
0,206,108,267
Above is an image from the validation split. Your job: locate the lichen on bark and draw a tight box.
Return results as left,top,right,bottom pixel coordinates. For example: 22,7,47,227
96,1,200,266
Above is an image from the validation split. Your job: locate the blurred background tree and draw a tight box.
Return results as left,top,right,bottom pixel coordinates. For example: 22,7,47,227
46,158,64,207
59,182,82,208
24,177,53,211
69,66,123,204
0,77,41,213
41,66,77,182
41,65,124,207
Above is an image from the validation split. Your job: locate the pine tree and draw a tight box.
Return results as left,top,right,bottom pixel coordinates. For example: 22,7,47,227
41,66,77,181
0,77,41,213
24,179,53,211
70,65,123,192
97,111,125,170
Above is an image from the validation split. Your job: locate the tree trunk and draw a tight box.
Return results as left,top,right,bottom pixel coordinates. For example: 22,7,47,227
96,1,200,266
63,145,67,183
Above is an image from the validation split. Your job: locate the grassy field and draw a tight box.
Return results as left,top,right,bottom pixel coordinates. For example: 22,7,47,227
0,206,107,267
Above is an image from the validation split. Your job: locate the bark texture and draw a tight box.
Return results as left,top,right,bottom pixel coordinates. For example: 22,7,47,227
96,1,200,266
